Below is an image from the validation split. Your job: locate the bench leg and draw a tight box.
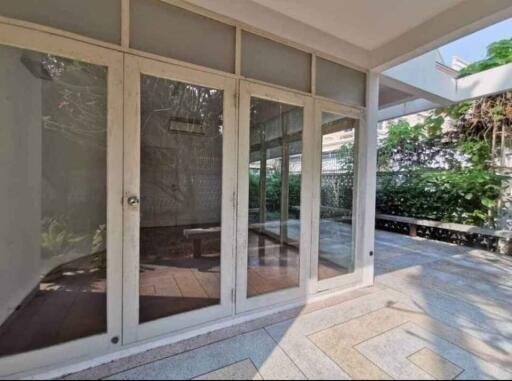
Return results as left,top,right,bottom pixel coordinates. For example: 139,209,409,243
258,235,266,265
498,238,511,255
409,224,417,237
193,239,202,258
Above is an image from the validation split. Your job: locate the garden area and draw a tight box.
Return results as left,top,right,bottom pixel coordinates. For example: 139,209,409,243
249,39,512,252
376,39,512,249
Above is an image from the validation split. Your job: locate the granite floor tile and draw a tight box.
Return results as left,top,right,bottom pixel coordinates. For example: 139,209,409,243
309,307,410,379
193,359,262,380
356,322,512,380
408,348,463,380
106,330,305,380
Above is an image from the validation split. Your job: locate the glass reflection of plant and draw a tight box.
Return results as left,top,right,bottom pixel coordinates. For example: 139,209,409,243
38,53,108,270
41,217,88,259
92,224,107,269
41,54,107,149
41,218,107,281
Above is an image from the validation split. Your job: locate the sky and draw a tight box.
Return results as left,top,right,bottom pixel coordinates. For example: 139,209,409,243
439,17,512,66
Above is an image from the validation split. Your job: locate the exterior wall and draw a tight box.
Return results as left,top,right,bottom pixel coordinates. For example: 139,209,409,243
0,46,42,326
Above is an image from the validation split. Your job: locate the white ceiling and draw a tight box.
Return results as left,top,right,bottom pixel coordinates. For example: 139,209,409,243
188,0,512,70
251,0,465,50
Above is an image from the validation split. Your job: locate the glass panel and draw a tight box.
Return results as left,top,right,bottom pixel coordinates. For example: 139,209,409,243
131,0,236,73
318,112,357,280
316,57,366,107
139,75,223,323
242,32,311,92
248,98,303,297
0,0,121,44
0,45,108,357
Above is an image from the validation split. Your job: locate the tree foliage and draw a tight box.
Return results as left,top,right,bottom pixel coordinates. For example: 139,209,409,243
458,38,512,78
376,115,503,226
377,38,512,228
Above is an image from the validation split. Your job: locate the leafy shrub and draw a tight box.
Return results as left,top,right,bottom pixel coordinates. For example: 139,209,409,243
376,169,503,226
458,39,512,78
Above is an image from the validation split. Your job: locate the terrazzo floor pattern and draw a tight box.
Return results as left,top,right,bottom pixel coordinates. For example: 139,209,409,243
64,230,512,380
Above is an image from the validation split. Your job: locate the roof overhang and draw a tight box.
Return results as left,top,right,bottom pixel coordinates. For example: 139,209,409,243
181,0,512,122
185,0,512,72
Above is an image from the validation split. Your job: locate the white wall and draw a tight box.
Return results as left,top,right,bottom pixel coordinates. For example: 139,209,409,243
0,46,42,326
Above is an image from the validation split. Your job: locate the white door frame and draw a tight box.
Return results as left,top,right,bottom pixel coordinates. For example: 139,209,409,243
236,80,314,313
0,23,124,378
122,54,237,344
310,98,365,294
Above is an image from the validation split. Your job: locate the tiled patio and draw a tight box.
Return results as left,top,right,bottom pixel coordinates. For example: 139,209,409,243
64,230,512,380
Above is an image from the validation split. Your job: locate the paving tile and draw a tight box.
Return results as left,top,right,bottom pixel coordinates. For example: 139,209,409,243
309,307,411,379
408,348,463,380
377,263,511,318
264,325,350,380
105,329,305,380
376,267,512,353
429,258,512,287
264,290,401,379
193,359,262,380
265,288,399,339
356,322,512,380
64,287,380,380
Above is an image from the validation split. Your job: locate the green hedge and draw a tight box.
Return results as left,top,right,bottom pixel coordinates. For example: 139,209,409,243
376,169,503,226
250,168,503,228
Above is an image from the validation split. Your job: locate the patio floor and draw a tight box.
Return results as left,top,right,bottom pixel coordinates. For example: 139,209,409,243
64,229,512,380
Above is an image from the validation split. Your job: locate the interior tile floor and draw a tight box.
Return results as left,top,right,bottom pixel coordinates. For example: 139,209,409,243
63,229,512,380
0,255,107,358
0,225,347,357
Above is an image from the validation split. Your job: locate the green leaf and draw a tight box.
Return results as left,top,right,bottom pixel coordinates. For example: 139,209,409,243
481,197,495,208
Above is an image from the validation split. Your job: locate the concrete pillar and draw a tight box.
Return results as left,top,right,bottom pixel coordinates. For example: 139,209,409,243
356,71,379,287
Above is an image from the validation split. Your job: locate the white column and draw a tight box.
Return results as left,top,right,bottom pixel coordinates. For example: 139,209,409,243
356,71,379,286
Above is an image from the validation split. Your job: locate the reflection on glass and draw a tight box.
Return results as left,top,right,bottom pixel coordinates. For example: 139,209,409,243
248,98,303,297
139,75,223,323
318,112,356,280
0,45,108,357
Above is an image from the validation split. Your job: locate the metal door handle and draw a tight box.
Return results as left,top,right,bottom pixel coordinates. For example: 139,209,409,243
127,196,140,207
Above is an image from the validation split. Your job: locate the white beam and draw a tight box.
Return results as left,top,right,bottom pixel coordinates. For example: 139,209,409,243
378,99,440,122
371,0,512,72
382,50,456,103
456,62,512,101
381,73,452,106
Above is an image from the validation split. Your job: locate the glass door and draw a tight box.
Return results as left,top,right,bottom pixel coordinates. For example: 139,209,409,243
236,80,313,313
0,24,123,377
123,55,237,343
311,99,363,293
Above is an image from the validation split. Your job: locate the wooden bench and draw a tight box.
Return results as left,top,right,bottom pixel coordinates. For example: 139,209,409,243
376,213,512,255
183,227,221,258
